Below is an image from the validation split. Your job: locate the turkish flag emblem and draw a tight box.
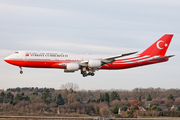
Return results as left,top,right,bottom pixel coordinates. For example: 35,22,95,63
25,54,29,56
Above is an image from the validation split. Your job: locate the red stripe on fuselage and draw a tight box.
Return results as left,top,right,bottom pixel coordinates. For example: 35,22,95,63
4,60,65,69
101,58,168,69
4,58,169,70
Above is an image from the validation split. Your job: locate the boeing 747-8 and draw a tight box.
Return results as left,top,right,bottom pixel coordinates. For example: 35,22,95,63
4,34,174,77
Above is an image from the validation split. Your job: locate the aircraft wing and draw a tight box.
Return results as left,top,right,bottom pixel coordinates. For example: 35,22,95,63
59,51,138,67
101,51,138,63
148,55,174,61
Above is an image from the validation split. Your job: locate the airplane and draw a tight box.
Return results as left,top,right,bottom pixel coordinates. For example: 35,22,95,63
4,34,174,77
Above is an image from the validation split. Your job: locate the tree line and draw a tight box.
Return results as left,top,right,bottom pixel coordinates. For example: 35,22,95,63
0,83,180,117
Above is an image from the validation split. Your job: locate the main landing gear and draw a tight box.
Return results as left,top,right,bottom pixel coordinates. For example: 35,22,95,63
19,66,23,74
81,68,95,77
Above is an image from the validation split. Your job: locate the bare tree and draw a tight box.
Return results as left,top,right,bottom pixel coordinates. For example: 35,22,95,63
69,101,81,112
61,83,79,93
67,93,77,104
110,100,121,107
129,100,142,106
150,99,165,106
132,88,145,101
60,83,79,103
174,97,180,107
148,88,162,99
100,107,110,117
164,100,174,107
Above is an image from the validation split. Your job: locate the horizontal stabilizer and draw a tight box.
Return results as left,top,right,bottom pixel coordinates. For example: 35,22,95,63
148,55,174,61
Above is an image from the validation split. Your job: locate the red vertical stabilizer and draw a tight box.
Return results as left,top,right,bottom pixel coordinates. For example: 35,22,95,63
140,34,173,56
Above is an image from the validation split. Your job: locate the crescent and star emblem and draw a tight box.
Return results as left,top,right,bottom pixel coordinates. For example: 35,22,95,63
156,40,168,49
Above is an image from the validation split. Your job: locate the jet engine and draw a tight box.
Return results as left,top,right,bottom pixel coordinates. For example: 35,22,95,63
88,60,102,68
66,63,80,71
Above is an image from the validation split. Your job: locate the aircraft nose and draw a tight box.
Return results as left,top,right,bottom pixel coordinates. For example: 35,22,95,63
4,56,9,62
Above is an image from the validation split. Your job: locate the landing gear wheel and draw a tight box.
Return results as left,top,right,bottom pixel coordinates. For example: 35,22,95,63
83,73,87,77
91,73,95,76
20,71,23,74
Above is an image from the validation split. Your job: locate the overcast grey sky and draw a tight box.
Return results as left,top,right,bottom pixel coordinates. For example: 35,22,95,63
0,0,180,90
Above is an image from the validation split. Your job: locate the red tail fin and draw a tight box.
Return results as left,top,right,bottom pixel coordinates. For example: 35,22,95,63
140,34,173,56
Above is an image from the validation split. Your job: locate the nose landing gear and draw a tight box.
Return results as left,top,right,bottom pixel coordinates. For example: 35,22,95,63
19,66,23,74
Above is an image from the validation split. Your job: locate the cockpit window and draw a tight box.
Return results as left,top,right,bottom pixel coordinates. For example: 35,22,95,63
15,52,19,53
